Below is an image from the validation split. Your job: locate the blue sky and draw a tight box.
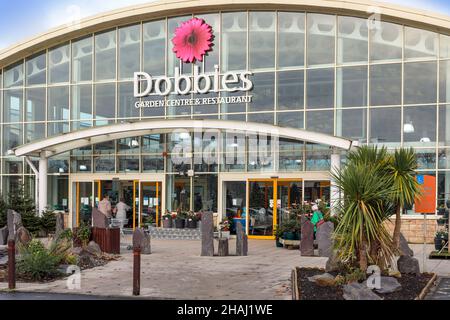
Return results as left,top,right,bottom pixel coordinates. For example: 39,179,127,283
0,0,449,50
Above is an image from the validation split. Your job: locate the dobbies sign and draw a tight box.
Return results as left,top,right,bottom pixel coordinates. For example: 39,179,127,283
134,18,253,109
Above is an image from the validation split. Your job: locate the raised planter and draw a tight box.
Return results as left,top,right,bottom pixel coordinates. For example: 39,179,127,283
186,219,197,229
162,219,172,229
175,219,185,229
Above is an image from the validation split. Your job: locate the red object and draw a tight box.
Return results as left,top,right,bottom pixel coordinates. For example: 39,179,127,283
414,175,436,214
172,18,213,63
92,227,120,254
7,240,15,290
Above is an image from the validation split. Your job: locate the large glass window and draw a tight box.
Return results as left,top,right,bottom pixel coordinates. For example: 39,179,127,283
168,16,192,76
306,110,334,135
336,108,367,143
49,43,70,84
307,14,335,66
4,90,23,123
278,12,305,68
119,24,141,79
305,144,331,171
167,175,191,212
404,27,438,60
337,16,368,64
337,66,368,108
25,88,46,122
118,82,139,118
222,12,247,71
194,13,220,73
249,12,275,70
223,181,246,231
277,70,304,110
439,105,450,147
95,84,116,125
441,35,450,59
143,20,166,76
248,72,275,112
403,105,436,145
370,21,403,62
193,175,218,212
72,36,93,82
3,124,22,154
439,60,450,103
25,123,45,142
277,111,304,129
95,30,117,81
370,64,401,106
48,86,69,121
4,62,24,88
404,61,437,105
72,85,92,121
369,107,401,143
26,52,46,86
306,68,334,109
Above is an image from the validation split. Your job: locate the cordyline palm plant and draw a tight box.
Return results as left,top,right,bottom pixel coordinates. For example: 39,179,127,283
332,158,395,271
386,148,421,250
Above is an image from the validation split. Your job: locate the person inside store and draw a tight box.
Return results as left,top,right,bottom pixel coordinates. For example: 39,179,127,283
114,197,130,221
310,204,324,236
98,194,112,223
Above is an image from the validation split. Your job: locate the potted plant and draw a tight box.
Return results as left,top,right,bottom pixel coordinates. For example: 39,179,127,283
274,225,284,248
162,211,172,228
280,219,299,241
434,230,448,251
186,211,198,229
217,218,231,238
437,218,447,226
175,211,187,229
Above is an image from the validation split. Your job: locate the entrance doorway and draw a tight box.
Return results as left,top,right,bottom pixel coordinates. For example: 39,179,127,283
73,178,162,230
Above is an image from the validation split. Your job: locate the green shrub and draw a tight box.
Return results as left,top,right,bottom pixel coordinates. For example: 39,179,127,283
17,240,63,281
39,210,56,234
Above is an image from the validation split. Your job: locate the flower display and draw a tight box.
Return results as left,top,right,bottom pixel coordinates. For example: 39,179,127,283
172,18,213,63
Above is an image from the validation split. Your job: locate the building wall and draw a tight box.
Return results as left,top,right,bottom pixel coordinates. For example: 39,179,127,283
384,217,439,244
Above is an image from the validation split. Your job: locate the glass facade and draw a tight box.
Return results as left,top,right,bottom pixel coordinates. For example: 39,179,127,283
0,10,448,217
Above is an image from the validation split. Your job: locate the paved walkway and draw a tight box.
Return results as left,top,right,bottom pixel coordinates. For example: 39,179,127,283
426,277,450,300
0,240,449,299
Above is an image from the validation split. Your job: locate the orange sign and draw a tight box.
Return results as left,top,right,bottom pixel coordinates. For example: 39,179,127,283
414,175,436,214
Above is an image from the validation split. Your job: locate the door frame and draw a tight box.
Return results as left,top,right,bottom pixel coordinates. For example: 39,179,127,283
69,173,165,229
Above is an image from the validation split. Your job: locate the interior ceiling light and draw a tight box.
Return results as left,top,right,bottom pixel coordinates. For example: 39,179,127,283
403,123,415,133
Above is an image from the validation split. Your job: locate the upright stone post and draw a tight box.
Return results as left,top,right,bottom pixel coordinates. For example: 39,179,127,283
201,212,214,256
300,220,314,256
317,221,334,257
8,239,16,290
236,222,248,256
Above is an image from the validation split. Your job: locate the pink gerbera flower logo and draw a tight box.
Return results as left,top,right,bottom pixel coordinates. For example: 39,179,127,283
172,18,213,63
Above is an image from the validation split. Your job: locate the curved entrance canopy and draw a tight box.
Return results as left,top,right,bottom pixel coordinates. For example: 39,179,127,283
12,119,354,158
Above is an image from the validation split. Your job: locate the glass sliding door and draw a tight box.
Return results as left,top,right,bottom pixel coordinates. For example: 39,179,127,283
247,179,276,239
277,180,303,225
75,181,93,227
140,182,161,227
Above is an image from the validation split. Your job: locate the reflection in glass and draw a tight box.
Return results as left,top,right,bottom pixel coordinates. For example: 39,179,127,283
119,24,141,79
223,181,246,234
118,156,140,172
405,27,437,59
439,61,450,103
4,90,23,123
403,105,436,145
118,82,139,118
193,175,218,212
144,20,166,76
48,122,69,136
306,110,334,135
25,88,45,122
249,12,275,69
278,12,305,68
26,52,46,86
336,108,367,143
3,124,22,154
167,175,191,212
72,85,92,121
4,62,24,88
249,72,275,112
370,64,401,106
248,112,274,125
439,105,450,146
370,107,401,143
404,62,437,104
72,36,93,82
248,181,274,236
307,14,335,66
277,70,304,110
305,144,331,171
194,13,220,72
337,66,368,108
94,156,115,172
95,84,116,124
49,43,70,83
95,30,117,80
441,35,450,59
25,123,45,142
414,149,436,170
306,68,334,109
370,21,402,62
168,16,192,76
277,111,304,129
48,86,69,121
337,16,368,64
222,12,247,71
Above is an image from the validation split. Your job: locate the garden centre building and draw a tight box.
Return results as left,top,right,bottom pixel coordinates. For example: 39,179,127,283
0,0,449,241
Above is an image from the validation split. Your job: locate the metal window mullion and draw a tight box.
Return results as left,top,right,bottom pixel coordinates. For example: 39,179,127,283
45,50,49,138
164,17,168,120
333,14,337,137
436,36,441,214
245,10,249,121
304,13,308,130
140,21,144,121
367,16,371,146
274,11,278,126
401,25,405,147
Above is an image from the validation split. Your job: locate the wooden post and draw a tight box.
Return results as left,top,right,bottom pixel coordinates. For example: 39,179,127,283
8,240,15,290
133,248,141,296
